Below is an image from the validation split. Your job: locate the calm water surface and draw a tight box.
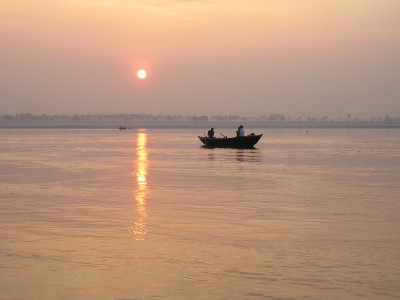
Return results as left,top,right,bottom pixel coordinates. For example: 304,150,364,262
0,128,399,299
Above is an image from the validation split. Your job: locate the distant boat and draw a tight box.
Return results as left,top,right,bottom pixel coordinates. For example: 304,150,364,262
118,126,127,130
198,134,262,148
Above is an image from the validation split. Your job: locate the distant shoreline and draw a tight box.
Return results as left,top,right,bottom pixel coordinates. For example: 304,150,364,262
2,113,399,129
1,121,400,129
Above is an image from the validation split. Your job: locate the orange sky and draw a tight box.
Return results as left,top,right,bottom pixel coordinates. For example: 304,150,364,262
1,0,399,117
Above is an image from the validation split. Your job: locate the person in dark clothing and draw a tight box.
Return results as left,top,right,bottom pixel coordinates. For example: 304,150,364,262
207,128,215,138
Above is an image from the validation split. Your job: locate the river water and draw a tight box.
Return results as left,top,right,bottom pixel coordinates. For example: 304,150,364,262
0,128,399,299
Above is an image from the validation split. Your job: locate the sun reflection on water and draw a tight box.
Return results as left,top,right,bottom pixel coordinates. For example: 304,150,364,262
130,129,148,240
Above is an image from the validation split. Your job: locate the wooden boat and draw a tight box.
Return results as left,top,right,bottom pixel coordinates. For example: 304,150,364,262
198,134,262,148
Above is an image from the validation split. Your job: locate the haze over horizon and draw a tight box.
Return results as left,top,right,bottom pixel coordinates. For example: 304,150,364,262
1,0,399,119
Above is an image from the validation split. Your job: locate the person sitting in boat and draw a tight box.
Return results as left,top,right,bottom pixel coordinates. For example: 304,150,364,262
238,125,245,137
207,128,215,138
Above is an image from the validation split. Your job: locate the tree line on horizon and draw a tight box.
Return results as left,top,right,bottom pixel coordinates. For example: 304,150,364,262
0,113,399,123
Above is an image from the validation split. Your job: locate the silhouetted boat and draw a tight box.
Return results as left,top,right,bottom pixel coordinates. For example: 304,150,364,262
198,134,262,148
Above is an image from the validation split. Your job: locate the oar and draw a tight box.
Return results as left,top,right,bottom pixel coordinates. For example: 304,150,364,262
220,133,227,138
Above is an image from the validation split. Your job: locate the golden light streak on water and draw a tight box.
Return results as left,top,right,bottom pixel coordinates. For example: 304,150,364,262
131,129,148,240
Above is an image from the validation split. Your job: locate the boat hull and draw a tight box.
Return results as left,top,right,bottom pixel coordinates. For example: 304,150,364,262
198,134,262,148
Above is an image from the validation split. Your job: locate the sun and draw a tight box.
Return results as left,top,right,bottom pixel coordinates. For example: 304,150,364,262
137,69,147,79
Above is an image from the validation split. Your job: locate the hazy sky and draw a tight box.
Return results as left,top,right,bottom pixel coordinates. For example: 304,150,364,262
1,0,399,117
